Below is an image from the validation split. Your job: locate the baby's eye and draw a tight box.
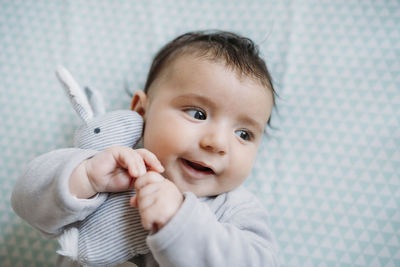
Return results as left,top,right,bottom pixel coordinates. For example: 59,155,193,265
185,109,207,120
235,130,251,141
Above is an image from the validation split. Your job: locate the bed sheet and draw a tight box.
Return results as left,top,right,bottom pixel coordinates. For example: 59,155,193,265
1,0,399,266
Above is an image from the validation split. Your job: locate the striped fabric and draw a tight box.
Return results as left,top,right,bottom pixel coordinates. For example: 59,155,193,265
72,101,92,125
74,110,143,151
78,191,149,266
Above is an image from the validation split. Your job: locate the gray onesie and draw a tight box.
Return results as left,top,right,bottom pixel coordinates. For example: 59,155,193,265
11,148,279,266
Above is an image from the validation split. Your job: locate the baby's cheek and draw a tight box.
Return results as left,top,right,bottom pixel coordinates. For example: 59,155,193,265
235,149,257,179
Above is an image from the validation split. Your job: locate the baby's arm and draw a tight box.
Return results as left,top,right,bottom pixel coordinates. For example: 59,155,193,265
130,172,278,266
11,148,104,236
146,188,279,267
11,146,163,237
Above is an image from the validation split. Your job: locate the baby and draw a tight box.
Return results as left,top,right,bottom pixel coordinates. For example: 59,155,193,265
12,30,278,266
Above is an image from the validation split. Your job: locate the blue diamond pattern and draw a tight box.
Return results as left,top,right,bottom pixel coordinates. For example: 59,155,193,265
1,0,399,266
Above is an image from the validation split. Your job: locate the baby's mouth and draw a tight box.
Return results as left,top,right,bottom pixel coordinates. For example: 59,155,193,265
181,159,215,175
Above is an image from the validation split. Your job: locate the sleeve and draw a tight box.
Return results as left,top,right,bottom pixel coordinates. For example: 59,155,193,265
147,192,279,267
11,148,109,237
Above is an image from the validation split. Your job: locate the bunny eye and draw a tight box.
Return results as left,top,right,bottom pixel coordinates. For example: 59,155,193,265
94,127,101,134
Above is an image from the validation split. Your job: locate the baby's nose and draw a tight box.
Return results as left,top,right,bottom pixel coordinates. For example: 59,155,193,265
199,129,228,155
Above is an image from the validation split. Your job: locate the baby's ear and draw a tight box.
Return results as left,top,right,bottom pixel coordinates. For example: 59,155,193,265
130,90,147,117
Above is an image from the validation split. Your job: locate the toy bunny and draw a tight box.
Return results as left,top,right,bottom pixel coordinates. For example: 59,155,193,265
55,66,150,266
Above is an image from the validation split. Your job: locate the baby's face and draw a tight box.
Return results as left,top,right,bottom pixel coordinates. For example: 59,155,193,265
136,55,273,197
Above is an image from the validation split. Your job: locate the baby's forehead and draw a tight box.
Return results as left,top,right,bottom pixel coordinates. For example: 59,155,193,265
152,53,271,96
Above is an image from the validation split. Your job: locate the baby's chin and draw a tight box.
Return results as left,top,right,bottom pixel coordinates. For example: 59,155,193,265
172,180,230,198
162,168,239,197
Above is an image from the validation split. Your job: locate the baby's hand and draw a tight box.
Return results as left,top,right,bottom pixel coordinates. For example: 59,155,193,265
130,171,183,232
70,146,164,199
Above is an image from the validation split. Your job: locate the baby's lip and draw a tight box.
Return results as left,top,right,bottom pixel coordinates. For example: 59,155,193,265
181,158,216,175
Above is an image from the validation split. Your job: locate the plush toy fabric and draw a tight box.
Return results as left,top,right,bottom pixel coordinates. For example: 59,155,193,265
56,66,148,266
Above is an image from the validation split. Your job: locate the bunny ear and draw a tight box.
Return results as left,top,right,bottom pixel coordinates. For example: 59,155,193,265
84,86,106,116
56,66,94,123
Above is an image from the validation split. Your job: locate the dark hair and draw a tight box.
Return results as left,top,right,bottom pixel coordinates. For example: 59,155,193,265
144,30,276,106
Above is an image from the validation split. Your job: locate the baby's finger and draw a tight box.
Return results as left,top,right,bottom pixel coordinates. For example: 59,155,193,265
114,147,147,177
135,171,165,191
128,153,147,178
136,183,161,208
136,149,164,173
137,191,157,211
130,195,138,208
